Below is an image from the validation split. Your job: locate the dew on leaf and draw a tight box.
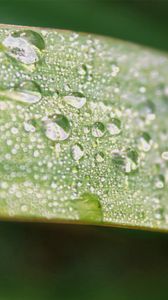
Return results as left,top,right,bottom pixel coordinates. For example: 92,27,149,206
154,207,165,221
63,92,86,109
155,174,165,189
92,122,106,138
125,150,139,174
12,30,45,50
0,80,42,104
95,151,105,163
3,35,39,64
71,143,84,161
161,151,168,161
138,132,152,152
107,118,121,135
73,192,102,222
44,114,70,141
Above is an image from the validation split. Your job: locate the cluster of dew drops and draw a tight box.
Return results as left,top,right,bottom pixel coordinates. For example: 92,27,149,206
0,27,168,227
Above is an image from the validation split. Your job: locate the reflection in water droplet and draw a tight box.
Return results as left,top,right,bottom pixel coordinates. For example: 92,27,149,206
92,122,105,138
95,152,105,163
138,132,152,152
125,150,139,174
71,143,84,161
107,118,121,135
64,92,86,109
0,81,42,104
44,114,70,141
73,192,102,222
3,35,38,64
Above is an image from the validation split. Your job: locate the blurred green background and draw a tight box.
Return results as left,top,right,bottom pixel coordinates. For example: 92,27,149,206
1,0,168,299
0,0,168,51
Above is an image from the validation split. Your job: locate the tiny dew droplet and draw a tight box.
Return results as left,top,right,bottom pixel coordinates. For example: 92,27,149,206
73,192,103,222
71,143,84,161
125,149,139,174
95,152,105,163
138,132,152,152
92,122,106,138
107,118,121,135
44,114,70,141
154,207,165,221
161,151,168,161
63,92,86,109
155,174,165,189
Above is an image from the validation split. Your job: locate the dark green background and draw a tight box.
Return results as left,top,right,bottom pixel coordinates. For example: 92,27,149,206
0,0,168,51
0,1,168,299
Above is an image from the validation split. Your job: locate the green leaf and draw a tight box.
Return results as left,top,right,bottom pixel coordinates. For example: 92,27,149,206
0,24,168,231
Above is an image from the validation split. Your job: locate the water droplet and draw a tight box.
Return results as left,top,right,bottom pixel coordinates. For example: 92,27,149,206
107,118,121,135
111,63,120,77
95,152,105,163
64,92,86,109
138,132,152,152
12,30,45,50
71,143,84,161
73,193,102,222
3,35,38,65
161,151,168,161
138,100,156,121
20,204,28,212
24,121,36,133
0,81,42,104
92,122,106,138
154,207,165,221
125,150,139,174
112,149,125,166
44,114,70,141
78,64,88,76
155,174,165,189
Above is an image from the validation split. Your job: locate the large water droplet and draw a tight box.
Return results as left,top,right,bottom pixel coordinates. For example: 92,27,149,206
138,132,152,152
12,30,45,50
0,81,42,104
44,114,70,141
107,118,121,135
71,143,84,161
92,122,105,138
64,92,86,109
3,35,38,64
73,193,102,222
125,150,139,174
